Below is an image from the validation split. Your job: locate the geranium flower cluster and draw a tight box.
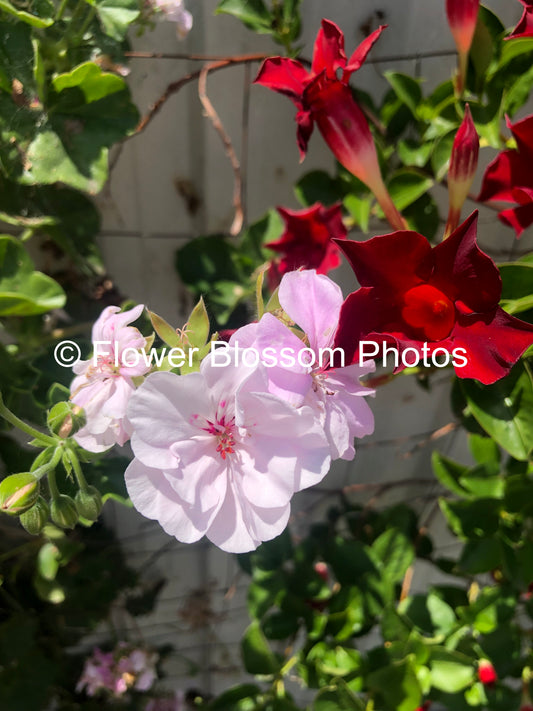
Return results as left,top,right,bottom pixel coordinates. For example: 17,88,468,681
76,643,158,698
70,271,375,553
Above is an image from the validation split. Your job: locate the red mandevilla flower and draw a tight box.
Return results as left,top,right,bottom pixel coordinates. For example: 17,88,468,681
265,202,347,289
506,1,533,39
446,0,480,94
254,19,406,231
445,105,479,238
477,660,498,686
332,211,533,385
478,113,533,237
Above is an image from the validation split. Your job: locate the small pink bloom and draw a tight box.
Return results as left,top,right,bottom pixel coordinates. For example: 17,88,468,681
266,203,347,289
445,105,479,238
125,357,331,553
70,304,148,452
152,0,192,38
506,1,533,39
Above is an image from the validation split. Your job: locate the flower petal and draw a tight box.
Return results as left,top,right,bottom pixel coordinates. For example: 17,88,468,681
344,25,386,77
311,19,347,78
254,57,308,104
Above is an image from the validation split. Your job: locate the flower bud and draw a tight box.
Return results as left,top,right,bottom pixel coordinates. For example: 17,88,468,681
75,486,103,521
445,105,479,238
0,473,40,515
446,0,480,94
19,496,50,535
50,494,79,529
47,402,86,438
477,659,497,686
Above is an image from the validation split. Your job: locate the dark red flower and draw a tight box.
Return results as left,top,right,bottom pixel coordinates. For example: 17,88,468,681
477,659,498,686
333,211,533,385
445,105,479,238
506,1,533,39
254,19,406,231
478,113,533,238
265,202,346,288
446,0,480,93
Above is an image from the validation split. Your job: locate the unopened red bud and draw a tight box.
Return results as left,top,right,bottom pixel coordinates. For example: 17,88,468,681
0,473,40,515
314,562,329,582
478,659,497,686
446,0,480,94
445,105,479,238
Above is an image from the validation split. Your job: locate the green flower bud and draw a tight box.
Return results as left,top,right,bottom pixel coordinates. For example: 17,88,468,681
50,495,78,529
0,473,40,516
75,486,103,521
19,496,50,535
47,402,86,438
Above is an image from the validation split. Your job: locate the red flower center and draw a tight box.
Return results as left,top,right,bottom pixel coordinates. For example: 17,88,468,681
401,284,455,341
201,413,236,460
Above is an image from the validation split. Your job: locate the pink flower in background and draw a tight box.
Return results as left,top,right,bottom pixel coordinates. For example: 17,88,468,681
506,1,533,39
266,202,347,289
77,644,158,698
70,304,148,452
478,113,533,237
125,358,331,553
152,0,192,38
255,19,406,230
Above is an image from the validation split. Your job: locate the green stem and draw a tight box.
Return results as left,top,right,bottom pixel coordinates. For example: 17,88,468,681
47,469,61,501
0,393,56,446
55,0,69,20
31,448,63,481
76,6,96,41
67,449,89,492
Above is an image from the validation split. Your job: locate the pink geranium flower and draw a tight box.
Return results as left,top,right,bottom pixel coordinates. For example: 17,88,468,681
230,270,375,460
506,1,533,39
333,212,533,384
70,304,148,452
478,113,533,237
254,19,405,230
266,203,347,289
125,357,331,553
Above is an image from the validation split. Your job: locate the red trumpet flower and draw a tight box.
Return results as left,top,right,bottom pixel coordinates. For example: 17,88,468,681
333,211,533,385
254,19,406,231
506,1,533,39
478,113,533,238
446,0,480,94
265,202,347,289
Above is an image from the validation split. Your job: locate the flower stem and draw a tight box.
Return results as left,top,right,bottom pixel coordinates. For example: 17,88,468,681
31,448,63,481
47,469,61,501
0,393,56,446
67,448,89,492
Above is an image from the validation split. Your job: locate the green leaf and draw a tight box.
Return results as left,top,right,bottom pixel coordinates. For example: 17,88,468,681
403,193,440,240
294,170,342,207
343,195,370,233
439,498,501,540
397,139,433,168
314,679,365,711
94,0,140,41
460,363,533,461
0,0,53,27
149,311,181,348
209,684,261,710
468,434,501,472
240,209,283,263
324,537,376,586
384,72,423,116
431,129,456,181
427,591,456,635
370,528,415,584
458,538,501,575
215,0,272,33
428,648,475,693
368,656,422,711
261,611,299,639
382,170,434,213
52,62,125,101
241,620,279,675
432,451,470,497
187,297,210,349
0,235,65,315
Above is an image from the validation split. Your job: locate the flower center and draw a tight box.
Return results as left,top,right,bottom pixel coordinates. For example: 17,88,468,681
201,413,236,460
401,284,455,341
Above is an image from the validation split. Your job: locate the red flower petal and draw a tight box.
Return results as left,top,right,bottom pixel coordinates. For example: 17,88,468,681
506,0,533,39
508,113,533,159
296,109,314,161
499,200,533,238
334,229,432,293
478,149,531,203
451,308,533,384
311,19,347,79
254,57,308,105
446,0,480,55
432,211,501,312
344,25,387,78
